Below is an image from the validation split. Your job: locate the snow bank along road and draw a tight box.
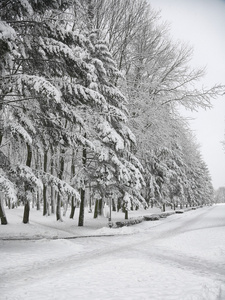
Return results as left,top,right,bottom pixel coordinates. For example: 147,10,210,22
1,205,225,300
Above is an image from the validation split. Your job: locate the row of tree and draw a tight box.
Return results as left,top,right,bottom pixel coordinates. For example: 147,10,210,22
0,0,223,225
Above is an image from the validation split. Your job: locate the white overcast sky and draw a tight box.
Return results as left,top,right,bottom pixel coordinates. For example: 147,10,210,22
149,0,225,190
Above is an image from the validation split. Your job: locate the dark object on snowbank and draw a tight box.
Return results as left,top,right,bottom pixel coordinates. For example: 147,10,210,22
176,206,200,213
112,207,200,228
143,214,160,221
114,211,176,227
175,210,184,214
159,211,175,218
115,217,144,228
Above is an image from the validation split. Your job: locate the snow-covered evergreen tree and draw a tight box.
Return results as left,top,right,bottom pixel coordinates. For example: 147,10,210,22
93,0,221,209
0,0,147,225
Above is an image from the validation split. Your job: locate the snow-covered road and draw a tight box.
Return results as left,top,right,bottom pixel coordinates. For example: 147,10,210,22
1,204,225,300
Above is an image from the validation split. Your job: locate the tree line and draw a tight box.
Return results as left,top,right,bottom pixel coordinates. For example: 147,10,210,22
0,0,223,225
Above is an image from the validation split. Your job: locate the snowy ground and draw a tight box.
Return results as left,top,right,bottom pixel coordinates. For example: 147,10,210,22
0,205,175,239
0,204,225,300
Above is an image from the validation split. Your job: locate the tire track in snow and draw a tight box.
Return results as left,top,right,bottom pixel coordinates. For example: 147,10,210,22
127,244,225,284
1,206,224,294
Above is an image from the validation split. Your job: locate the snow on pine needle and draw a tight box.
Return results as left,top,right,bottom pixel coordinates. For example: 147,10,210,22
39,172,80,202
97,119,125,151
0,21,16,41
0,171,17,203
9,122,32,145
14,74,61,103
17,165,43,190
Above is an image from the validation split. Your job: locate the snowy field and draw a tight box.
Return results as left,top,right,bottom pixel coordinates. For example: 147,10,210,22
0,204,225,300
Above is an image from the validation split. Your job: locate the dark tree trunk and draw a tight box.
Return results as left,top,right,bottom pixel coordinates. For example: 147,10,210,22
125,210,128,220
51,186,55,214
23,143,32,224
88,182,92,213
98,198,103,215
50,150,55,214
43,185,47,215
36,191,40,210
0,195,7,225
23,201,30,224
78,142,87,226
0,103,3,145
26,143,32,166
56,148,65,221
78,188,85,226
70,149,76,219
162,203,166,212
43,150,48,216
112,199,116,212
56,193,62,221
70,196,76,219
35,153,41,210
94,199,98,218
0,122,7,224
7,198,11,209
